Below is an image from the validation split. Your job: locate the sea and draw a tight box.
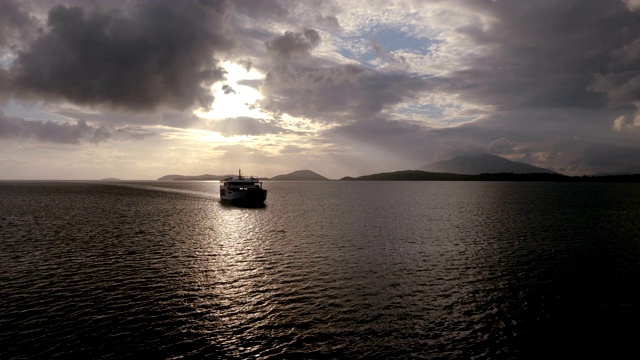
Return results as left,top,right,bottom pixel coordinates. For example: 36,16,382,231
1,180,639,359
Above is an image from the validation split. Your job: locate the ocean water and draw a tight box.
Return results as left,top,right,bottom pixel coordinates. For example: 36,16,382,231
1,180,639,359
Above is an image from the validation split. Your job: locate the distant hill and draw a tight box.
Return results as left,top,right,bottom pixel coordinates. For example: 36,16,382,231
420,154,557,175
270,170,329,180
157,174,234,180
100,178,121,181
341,170,640,182
342,170,566,181
341,170,467,181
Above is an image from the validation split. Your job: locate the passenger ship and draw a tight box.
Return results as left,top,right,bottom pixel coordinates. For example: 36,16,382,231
219,170,267,206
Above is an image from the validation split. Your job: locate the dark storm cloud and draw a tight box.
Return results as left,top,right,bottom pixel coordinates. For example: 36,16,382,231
5,0,234,111
1,111,103,144
207,116,290,136
581,143,640,174
436,1,640,110
590,71,640,109
0,0,39,103
587,5,640,109
53,108,201,129
232,0,340,29
0,0,39,48
0,111,154,144
261,60,431,123
231,0,289,20
221,84,236,94
266,28,320,59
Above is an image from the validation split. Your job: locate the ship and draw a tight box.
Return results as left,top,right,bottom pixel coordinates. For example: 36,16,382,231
219,170,267,206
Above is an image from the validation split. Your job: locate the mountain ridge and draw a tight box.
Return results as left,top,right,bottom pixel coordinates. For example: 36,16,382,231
270,170,329,180
420,154,557,175
340,170,640,182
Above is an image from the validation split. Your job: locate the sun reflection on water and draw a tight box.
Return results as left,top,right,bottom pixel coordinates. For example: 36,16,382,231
197,204,276,355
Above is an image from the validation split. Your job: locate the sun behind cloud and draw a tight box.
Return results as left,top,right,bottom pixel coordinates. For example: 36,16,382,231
195,62,266,121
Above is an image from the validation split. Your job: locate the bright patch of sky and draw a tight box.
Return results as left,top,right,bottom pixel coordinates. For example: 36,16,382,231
336,28,439,69
195,62,266,121
374,28,438,53
166,128,238,144
0,52,15,69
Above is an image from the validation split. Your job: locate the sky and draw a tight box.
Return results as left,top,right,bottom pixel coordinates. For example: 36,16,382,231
3,0,640,179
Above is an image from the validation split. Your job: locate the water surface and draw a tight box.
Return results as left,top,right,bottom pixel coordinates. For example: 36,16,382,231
1,181,639,358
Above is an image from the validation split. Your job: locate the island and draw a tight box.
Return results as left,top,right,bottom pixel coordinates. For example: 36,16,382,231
270,170,328,181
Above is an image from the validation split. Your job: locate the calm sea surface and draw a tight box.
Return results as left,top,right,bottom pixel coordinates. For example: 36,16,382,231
1,180,640,359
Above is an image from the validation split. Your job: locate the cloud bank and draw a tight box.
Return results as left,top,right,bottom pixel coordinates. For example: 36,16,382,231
3,0,233,111
4,0,640,178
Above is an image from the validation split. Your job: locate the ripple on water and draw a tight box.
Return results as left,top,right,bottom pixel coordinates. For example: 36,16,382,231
1,181,640,358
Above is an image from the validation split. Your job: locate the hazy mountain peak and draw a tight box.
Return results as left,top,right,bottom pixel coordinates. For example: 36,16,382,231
270,170,329,180
420,154,557,175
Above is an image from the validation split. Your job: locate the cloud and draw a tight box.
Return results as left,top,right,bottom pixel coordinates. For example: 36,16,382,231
315,14,340,30
210,143,274,169
623,0,640,12
52,107,201,128
249,1,640,175
320,1,632,122
261,60,431,123
0,0,39,49
207,116,290,136
5,0,234,111
612,114,640,131
266,28,321,59
0,112,102,144
6,0,640,178
487,137,518,155
280,144,305,154
576,142,640,174
221,84,237,95
0,111,154,144
232,0,289,21
585,145,640,173
324,118,437,168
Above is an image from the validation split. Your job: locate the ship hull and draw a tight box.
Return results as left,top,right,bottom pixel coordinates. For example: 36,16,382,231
220,189,267,206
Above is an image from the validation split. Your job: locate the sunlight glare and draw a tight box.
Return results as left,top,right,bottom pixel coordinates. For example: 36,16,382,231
161,127,236,144
196,62,266,120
